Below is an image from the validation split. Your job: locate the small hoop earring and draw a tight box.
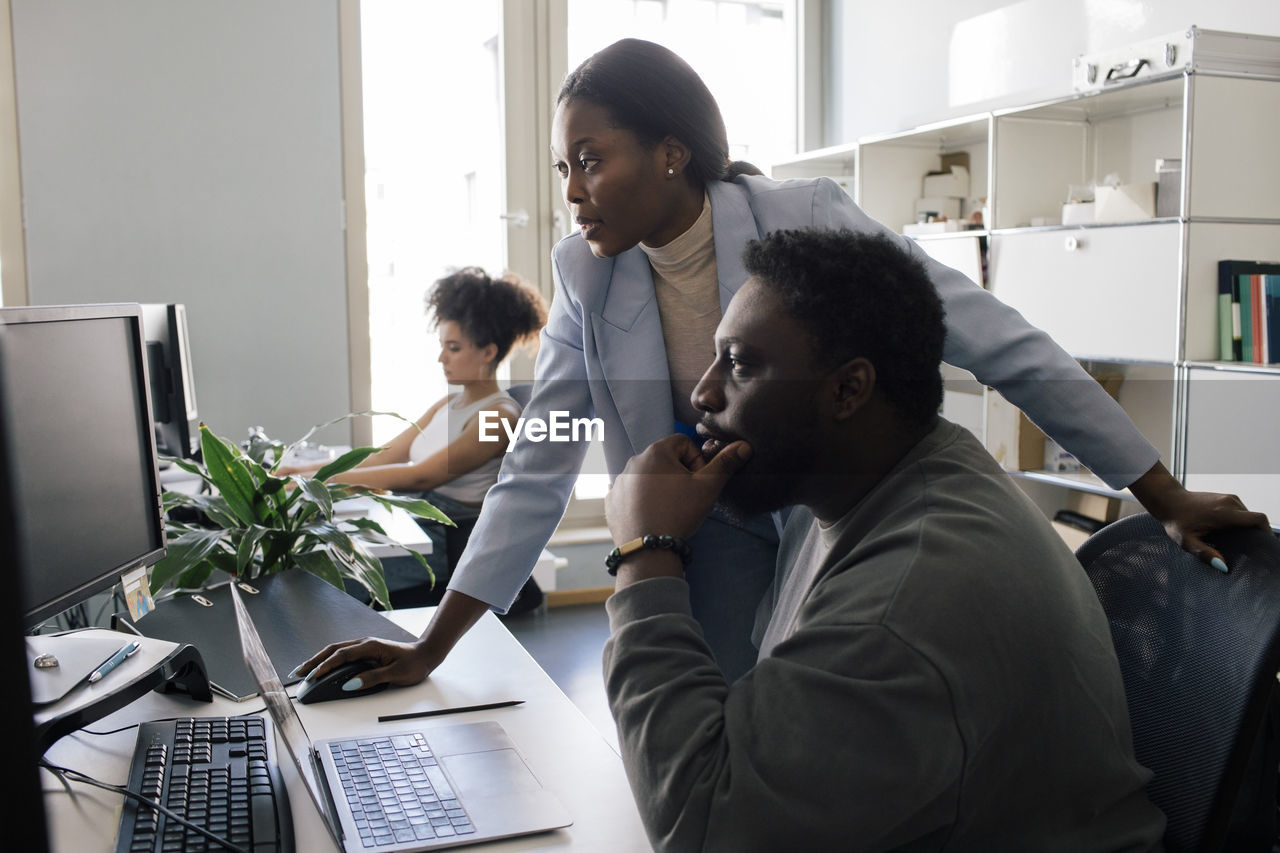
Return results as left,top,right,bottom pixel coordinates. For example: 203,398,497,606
667,168,675,177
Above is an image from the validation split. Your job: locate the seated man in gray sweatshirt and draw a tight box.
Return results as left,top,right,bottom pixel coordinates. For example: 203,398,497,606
601,228,1166,852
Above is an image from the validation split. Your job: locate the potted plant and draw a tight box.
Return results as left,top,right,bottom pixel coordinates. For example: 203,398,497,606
152,421,450,609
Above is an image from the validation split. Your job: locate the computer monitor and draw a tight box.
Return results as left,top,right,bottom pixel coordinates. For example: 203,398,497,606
141,303,200,461
0,323,52,851
0,304,166,629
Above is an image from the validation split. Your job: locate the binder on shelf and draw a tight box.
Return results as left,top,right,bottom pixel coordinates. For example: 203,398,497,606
118,569,415,700
1252,273,1265,363
1217,260,1280,363
1242,271,1255,362
1267,275,1280,364
1217,261,1238,361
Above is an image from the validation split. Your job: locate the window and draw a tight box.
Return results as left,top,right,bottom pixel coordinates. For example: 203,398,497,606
360,0,505,444
351,0,800,512
568,0,797,173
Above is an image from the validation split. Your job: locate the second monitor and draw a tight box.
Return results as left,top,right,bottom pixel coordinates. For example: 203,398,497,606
141,303,200,461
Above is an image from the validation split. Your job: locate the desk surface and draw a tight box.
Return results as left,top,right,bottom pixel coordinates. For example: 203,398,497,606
42,608,649,851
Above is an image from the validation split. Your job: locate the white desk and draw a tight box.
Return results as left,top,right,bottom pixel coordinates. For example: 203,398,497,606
41,608,649,851
335,496,562,588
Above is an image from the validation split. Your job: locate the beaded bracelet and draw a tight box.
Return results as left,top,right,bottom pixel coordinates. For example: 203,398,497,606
605,534,693,576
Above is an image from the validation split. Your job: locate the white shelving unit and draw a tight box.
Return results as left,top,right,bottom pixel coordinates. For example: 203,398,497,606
773,67,1280,526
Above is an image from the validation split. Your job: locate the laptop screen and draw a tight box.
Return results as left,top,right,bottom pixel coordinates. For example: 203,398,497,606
230,581,345,848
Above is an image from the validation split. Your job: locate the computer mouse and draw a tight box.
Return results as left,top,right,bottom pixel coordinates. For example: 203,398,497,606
296,659,389,705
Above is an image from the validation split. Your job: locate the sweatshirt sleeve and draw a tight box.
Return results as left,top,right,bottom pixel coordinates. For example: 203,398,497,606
603,576,963,853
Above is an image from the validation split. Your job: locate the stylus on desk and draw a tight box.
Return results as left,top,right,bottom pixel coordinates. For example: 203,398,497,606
87,640,141,684
378,700,524,723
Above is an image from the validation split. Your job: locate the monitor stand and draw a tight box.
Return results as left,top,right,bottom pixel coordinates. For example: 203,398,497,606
29,629,210,753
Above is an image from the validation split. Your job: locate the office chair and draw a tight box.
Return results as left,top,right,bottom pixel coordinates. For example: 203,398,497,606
505,382,533,408
1075,513,1280,853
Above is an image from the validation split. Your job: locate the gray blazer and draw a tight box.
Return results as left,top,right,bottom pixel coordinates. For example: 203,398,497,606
448,175,1158,611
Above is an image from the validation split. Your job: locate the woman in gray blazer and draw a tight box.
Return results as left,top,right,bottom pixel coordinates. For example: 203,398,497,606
296,38,1267,688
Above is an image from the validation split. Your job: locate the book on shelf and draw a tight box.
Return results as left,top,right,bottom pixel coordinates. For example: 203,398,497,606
1217,260,1280,364
1268,274,1280,364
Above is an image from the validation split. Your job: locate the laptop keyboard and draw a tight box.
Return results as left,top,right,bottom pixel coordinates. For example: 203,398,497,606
329,732,476,847
114,715,292,853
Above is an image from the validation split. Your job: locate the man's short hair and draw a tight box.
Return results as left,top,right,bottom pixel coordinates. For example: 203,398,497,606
742,229,946,427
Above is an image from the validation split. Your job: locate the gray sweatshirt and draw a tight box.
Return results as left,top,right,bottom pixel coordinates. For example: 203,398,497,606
603,419,1165,852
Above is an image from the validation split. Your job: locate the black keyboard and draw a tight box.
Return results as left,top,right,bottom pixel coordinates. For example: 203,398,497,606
114,716,294,853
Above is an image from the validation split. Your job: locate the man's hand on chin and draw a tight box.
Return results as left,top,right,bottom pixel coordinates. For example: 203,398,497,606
605,434,751,587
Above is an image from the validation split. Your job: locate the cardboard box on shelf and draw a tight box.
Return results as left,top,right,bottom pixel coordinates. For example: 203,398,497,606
922,164,970,199
1065,489,1121,523
985,366,1124,474
986,392,1046,471
1051,520,1093,550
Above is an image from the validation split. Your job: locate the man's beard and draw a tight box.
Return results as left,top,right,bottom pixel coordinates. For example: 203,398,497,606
714,444,814,526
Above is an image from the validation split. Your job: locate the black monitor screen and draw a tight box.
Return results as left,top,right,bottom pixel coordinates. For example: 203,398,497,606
142,303,200,460
0,304,165,628
0,324,51,850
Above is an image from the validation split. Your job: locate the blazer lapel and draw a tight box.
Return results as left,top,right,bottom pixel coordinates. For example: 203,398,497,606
589,183,765,457
708,180,762,313
590,248,674,456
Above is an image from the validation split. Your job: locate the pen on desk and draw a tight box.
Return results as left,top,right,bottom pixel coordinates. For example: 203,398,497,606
378,700,524,723
87,640,141,684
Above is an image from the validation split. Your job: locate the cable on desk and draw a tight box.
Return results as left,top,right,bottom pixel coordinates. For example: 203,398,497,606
79,703,273,737
39,758,252,853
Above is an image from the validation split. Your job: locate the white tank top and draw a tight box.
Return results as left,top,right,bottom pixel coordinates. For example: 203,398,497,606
408,391,518,506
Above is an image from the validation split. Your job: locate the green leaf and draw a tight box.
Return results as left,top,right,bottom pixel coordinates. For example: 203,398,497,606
235,525,271,574
332,547,391,609
162,491,193,511
200,425,260,525
173,562,216,590
294,550,345,590
347,525,436,588
261,529,299,571
370,493,454,526
297,476,334,521
315,446,383,481
245,433,285,467
300,520,356,553
169,493,241,529
151,528,227,592
168,456,213,484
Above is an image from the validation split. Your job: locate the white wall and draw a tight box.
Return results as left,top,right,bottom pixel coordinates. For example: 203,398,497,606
10,0,352,445
826,0,1280,144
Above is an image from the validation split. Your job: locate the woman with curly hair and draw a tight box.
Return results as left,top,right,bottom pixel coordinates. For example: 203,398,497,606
279,266,546,562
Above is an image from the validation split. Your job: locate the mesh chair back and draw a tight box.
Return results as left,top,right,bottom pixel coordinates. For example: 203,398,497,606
1076,513,1280,853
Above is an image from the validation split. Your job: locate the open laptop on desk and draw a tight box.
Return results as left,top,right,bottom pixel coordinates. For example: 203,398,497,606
229,583,571,851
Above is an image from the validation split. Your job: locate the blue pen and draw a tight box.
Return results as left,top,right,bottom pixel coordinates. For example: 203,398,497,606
87,640,141,684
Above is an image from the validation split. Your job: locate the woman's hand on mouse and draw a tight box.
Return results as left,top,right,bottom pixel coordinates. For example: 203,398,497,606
290,636,436,689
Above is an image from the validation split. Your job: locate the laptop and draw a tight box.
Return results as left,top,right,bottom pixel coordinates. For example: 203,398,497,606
228,582,572,851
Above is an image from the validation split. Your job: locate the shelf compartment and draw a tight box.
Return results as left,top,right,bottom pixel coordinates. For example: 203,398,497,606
1188,75,1280,220
857,115,990,235
987,222,1182,362
1184,221,1280,362
1183,366,1280,523
992,76,1184,229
